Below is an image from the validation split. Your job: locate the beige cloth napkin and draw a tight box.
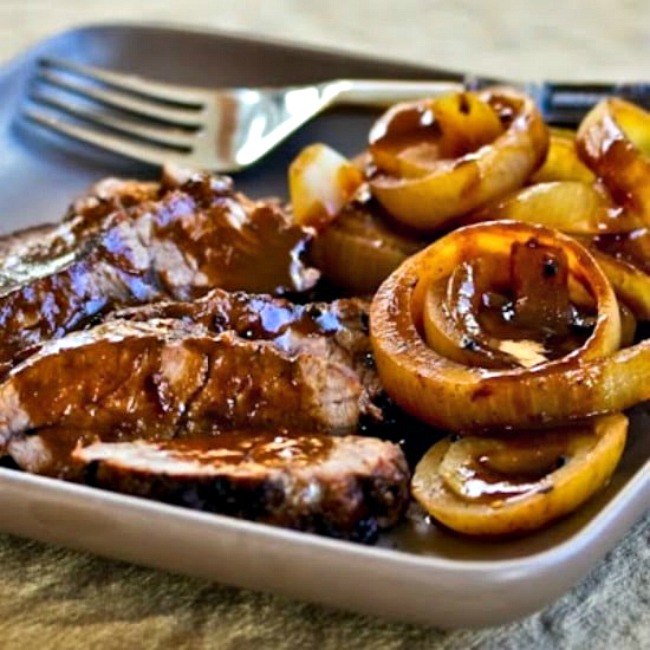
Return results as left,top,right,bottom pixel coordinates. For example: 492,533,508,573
0,513,646,649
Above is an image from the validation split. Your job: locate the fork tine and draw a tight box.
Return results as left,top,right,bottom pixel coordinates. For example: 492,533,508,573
28,91,197,151
39,57,209,107
35,68,205,129
22,105,190,168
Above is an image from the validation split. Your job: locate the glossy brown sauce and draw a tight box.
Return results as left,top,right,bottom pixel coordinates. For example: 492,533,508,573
448,431,576,504
584,111,637,202
0,170,318,368
21,426,131,477
368,93,512,182
81,431,335,470
30,428,337,478
4,289,373,480
451,461,551,503
114,288,367,345
369,101,444,160
229,294,346,340
146,179,317,298
449,240,594,367
64,177,161,232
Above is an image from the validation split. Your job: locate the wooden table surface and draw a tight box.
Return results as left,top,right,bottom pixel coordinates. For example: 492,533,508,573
0,2,648,648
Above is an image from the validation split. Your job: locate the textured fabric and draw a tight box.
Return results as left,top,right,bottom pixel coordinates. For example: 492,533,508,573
0,513,647,649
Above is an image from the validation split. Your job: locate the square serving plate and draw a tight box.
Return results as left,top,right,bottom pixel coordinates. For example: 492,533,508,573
0,23,647,629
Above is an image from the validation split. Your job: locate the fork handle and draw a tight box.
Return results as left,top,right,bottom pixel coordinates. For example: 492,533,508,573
326,79,466,107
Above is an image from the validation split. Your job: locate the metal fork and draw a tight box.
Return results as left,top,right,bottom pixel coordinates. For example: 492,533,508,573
22,57,650,173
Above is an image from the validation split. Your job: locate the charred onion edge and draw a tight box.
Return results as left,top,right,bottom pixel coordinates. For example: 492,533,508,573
369,220,650,432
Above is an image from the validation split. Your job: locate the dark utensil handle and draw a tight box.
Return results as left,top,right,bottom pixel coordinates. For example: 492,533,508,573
529,81,650,124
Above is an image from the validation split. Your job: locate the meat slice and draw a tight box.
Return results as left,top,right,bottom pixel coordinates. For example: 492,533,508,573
71,432,410,542
1,289,393,492
0,168,317,366
0,319,365,456
111,289,381,407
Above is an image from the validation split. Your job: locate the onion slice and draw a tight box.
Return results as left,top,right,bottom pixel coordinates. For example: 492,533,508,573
288,143,363,229
369,221,650,432
469,181,639,235
591,250,650,320
577,98,650,224
369,91,505,178
469,126,643,235
309,196,426,295
369,88,549,231
412,413,627,536
531,129,597,184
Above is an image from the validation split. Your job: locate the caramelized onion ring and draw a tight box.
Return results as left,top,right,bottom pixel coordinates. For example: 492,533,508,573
309,199,425,295
412,413,627,536
369,221,650,432
369,91,505,179
577,98,650,223
470,127,643,235
422,259,517,370
369,88,549,231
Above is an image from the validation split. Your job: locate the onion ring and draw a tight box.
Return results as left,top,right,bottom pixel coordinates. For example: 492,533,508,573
590,250,650,320
368,88,549,231
412,413,627,535
462,109,650,317
369,221,650,432
468,128,642,235
369,91,505,179
531,129,597,185
309,193,426,294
